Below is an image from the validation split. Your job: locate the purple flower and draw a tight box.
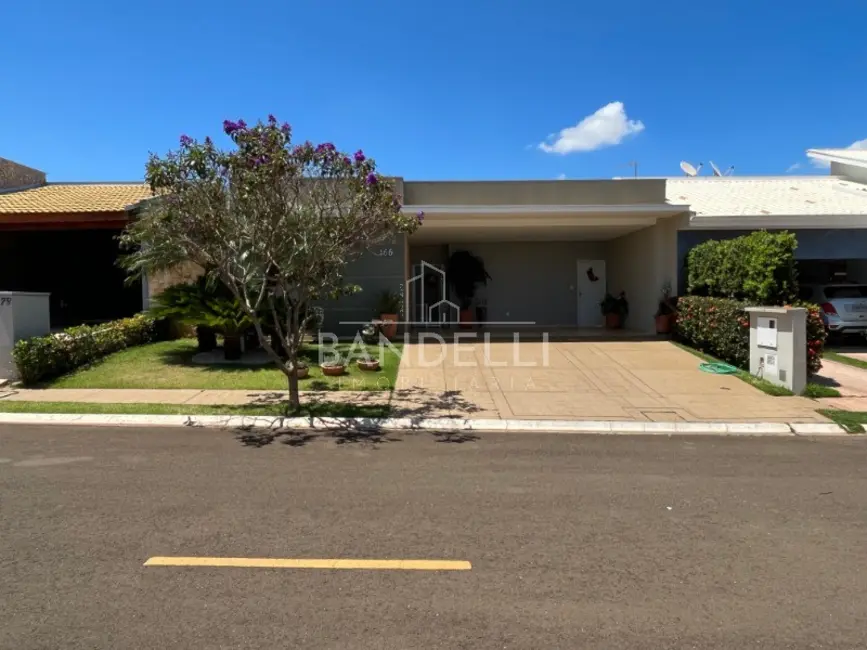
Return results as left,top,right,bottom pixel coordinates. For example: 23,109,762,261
179,134,193,146
253,155,268,167
204,136,213,146
223,119,238,134
281,122,291,134
343,156,352,165
416,210,425,223
354,150,366,163
315,143,325,153
267,114,277,124
237,119,247,129
366,172,377,186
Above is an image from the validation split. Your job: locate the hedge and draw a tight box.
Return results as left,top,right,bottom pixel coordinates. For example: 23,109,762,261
13,314,158,385
686,230,798,305
675,296,826,375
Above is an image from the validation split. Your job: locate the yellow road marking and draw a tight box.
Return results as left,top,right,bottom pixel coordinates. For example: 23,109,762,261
144,557,471,571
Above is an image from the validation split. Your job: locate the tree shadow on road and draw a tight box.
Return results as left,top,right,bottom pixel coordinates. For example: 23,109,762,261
231,388,483,448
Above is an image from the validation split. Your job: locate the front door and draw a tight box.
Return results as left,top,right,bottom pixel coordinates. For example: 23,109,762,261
577,260,606,327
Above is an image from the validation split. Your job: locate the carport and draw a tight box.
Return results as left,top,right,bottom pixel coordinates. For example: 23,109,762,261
403,180,689,333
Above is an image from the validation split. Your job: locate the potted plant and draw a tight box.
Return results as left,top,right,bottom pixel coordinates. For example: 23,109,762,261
376,291,402,339
292,359,309,380
321,354,346,376
199,295,255,361
356,349,380,372
600,292,628,329
655,283,676,334
446,250,491,329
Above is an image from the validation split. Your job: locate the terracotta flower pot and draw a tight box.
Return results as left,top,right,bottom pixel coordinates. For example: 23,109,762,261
293,366,309,379
357,359,380,372
379,313,398,339
322,364,346,377
655,314,672,334
459,308,474,329
604,313,622,330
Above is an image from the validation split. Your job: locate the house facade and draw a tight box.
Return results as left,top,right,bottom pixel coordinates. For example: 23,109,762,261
2,150,867,334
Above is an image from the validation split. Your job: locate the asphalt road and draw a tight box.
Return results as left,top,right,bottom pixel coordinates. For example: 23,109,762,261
2,424,867,649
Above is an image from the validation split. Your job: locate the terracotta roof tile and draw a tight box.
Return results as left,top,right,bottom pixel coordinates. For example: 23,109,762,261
0,183,152,214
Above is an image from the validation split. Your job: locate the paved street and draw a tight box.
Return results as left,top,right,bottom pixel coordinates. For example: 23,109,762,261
2,425,867,649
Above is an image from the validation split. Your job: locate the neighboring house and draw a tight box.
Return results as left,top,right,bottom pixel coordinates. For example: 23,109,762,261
2,150,867,334
0,158,151,327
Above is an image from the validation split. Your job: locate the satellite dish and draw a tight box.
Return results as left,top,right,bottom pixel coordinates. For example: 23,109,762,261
710,161,723,177
680,161,698,177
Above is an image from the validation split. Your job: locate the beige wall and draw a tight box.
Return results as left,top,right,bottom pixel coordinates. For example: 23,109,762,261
144,262,204,307
607,217,680,333
404,179,666,206
437,241,608,325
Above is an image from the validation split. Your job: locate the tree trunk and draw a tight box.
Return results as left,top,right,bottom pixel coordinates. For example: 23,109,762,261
287,366,300,414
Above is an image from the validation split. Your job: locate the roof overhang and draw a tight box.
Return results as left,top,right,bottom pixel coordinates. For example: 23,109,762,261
403,203,690,243
686,213,867,230
807,148,867,169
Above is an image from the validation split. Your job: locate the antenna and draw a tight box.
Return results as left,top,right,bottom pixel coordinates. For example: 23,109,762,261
724,165,735,176
680,161,700,177
710,161,722,177
624,161,639,178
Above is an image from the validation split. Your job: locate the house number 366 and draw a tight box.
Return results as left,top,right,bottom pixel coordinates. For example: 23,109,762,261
373,248,394,257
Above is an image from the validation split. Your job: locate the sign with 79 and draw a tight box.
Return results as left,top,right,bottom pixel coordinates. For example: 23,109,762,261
0,297,11,306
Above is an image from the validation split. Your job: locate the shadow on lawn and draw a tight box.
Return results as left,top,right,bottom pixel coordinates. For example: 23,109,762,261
232,388,483,448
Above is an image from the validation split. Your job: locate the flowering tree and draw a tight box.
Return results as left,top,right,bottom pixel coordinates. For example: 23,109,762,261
121,116,422,410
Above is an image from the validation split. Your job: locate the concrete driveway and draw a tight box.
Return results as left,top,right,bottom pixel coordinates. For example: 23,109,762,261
393,339,825,422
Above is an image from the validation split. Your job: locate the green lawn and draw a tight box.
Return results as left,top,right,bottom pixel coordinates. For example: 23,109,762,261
816,409,867,433
824,350,867,372
672,342,841,398
45,339,402,391
0,400,391,418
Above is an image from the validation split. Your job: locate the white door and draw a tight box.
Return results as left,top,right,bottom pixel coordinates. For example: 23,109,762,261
577,260,607,327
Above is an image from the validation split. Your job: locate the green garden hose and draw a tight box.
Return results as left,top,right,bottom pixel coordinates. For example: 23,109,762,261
698,362,739,374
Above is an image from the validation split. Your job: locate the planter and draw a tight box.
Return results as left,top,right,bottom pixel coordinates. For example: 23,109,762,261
357,359,380,372
244,328,261,351
196,326,217,353
655,313,672,334
321,364,346,377
604,313,622,330
459,308,474,329
223,335,242,360
379,313,398,339
293,365,309,379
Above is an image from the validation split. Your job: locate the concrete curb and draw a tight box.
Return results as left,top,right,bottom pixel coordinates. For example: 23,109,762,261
0,412,855,436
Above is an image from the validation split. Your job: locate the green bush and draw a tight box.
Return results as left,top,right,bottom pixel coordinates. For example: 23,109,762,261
675,296,825,375
687,231,798,304
13,314,158,385
675,296,751,369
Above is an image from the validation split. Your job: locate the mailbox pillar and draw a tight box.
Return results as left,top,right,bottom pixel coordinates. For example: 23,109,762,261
745,306,806,395
0,292,51,381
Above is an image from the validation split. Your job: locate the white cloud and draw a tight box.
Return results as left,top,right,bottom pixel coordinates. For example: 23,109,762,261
786,162,801,172
539,102,645,154
812,138,867,168
556,173,567,180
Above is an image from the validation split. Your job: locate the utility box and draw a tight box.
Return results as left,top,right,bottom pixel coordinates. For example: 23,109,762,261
745,306,806,395
0,292,51,381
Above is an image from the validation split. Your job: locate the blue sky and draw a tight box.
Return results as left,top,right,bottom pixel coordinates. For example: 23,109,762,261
2,0,865,181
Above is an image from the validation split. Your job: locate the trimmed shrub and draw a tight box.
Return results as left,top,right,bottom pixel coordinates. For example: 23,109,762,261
675,296,825,375
686,230,798,305
675,296,751,369
13,314,158,385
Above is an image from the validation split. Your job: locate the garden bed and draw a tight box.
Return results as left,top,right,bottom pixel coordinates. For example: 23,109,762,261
40,339,402,391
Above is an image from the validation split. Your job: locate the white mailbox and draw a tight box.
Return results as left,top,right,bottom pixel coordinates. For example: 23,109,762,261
745,306,806,395
0,292,51,381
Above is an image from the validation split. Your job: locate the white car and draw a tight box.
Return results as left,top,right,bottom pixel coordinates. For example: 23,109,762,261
799,284,867,334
